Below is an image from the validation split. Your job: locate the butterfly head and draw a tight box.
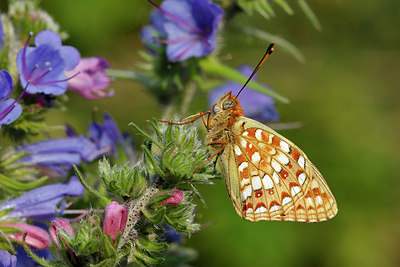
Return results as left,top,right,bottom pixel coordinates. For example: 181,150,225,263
212,91,243,115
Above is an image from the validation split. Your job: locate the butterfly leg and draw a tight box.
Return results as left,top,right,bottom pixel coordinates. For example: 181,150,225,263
158,110,212,126
193,141,227,174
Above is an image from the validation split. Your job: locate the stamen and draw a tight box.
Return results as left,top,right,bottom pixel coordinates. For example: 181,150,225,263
35,71,80,86
28,64,40,77
22,32,34,80
31,68,52,84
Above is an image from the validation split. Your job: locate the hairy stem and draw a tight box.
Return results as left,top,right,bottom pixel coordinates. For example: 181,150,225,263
117,187,159,251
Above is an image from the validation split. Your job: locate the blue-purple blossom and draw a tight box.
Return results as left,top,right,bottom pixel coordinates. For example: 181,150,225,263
162,224,182,244
208,65,280,122
87,113,126,157
144,0,224,62
0,176,84,220
16,30,80,95
16,136,102,175
0,70,23,128
0,250,17,267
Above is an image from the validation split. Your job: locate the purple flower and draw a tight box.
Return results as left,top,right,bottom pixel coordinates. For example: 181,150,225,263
65,57,113,99
84,113,135,160
0,70,23,128
208,65,280,122
87,113,125,156
16,30,80,95
103,201,127,244
162,224,182,244
16,136,102,176
0,176,84,220
144,0,224,62
0,250,17,267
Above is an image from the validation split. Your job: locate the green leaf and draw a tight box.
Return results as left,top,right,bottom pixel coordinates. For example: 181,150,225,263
0,208,14,218
129,122,163,149
73,165,111,204
136,236,168,252
199,56,290,103
297,0,322,31
0,173,48,190
133,247,164,265
142,207,166,225
275,0,294,14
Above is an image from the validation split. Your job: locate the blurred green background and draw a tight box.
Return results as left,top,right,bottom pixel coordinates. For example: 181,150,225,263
17,0,400,266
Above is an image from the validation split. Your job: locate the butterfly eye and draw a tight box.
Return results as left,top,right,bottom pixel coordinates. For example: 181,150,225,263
222,99,235,110
212,104,218,114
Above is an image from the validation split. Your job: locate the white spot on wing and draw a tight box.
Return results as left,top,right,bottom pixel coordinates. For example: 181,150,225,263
234,145,242,156
277,153,290,165
255,129,263,140
238,162,248,173
240,178,250,188
251,176,262,191
255,206,267,214
298,172,306,185
241,186,252,202
291,186,301,196
245,185,252,198
262,174,274,190
298,155,305,169
251,152,261,163
306,197,314,207
280,141,290,153
282,196,292,206
272,172,280,184
270,205,281,212
246,208,254,214
316,196,323,205
242,131,248,136
240,138,247,148
271,160,282,172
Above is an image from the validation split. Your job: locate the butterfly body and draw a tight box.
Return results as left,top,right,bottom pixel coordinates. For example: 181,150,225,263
206,91,338,223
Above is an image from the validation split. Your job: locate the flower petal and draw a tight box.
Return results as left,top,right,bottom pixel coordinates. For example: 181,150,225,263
0,250,17,267
0,70,13,99
0,176,84,220
60,46,80,70
34,30,62,48
0,98,22,126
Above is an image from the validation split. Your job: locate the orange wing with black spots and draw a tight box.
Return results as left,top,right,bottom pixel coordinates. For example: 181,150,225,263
220,116,337,222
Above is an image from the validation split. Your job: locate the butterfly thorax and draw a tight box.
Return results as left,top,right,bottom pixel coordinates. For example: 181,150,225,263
205,92,243,153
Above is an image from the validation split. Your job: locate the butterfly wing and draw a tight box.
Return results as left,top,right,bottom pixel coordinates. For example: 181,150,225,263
218,116,338,222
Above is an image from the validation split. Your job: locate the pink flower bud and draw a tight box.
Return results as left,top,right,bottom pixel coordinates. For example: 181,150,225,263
103,201,128,243
2,223,51,249
160,190,184,207
50,220,74,249
66,57,112,99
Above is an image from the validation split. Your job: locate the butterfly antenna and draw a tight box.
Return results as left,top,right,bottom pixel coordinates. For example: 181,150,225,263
235,42,275,98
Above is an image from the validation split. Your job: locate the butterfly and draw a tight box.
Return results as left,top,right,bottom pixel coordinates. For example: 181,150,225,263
163,43,338,222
